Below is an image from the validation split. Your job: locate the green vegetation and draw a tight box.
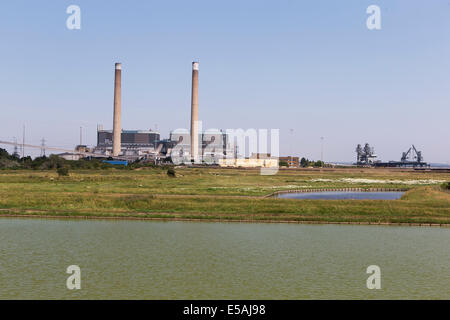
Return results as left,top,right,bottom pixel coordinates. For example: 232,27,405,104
442,182,450,190
300,157,328,168
0,148,21,169
167,168,176,177
0,148,168,171
279,160,288,167
0,164,449,225
0,149,118,171
57,166,69,177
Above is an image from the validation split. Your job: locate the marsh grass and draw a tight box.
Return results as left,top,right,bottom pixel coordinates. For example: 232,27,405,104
0,167,449,224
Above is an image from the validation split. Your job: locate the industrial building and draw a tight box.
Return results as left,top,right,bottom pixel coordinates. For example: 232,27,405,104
95,127,160,155
168,129,233,164
218,153,277,168
65,61,279,168
355,143,378,165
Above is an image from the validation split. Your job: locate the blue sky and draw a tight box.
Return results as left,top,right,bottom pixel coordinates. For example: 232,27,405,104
0,0,449,162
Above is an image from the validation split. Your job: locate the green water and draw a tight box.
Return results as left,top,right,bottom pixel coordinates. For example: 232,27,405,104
0,218,449,299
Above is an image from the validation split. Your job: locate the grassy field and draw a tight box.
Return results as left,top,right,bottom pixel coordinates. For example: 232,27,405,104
0,167,449,225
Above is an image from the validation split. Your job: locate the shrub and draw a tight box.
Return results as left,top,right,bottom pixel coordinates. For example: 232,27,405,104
279,161,288,167
0,158,20,170
167,168,176,177
57,166,69,177
442,182,450,190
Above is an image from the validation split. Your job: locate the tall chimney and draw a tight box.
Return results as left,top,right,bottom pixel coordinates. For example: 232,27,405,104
190,61,199,162
113,62,122,156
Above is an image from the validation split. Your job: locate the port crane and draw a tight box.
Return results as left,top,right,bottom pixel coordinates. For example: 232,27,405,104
401,145,423,163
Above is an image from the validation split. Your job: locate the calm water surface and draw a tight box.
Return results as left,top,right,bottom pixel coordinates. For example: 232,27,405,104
0,218,449,299
277,191,404,200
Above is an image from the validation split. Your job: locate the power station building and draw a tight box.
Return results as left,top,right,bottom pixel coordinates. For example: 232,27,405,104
97,128,160,149
88,61,277,168
168,129,233,164
95,126,160,158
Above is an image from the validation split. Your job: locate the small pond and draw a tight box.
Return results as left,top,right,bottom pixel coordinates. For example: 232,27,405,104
276,191,404,200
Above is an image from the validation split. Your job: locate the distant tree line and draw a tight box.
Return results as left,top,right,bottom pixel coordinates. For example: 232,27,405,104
279,157,327,168
0,148,171,175
0,148,115,171
300,157,326,168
